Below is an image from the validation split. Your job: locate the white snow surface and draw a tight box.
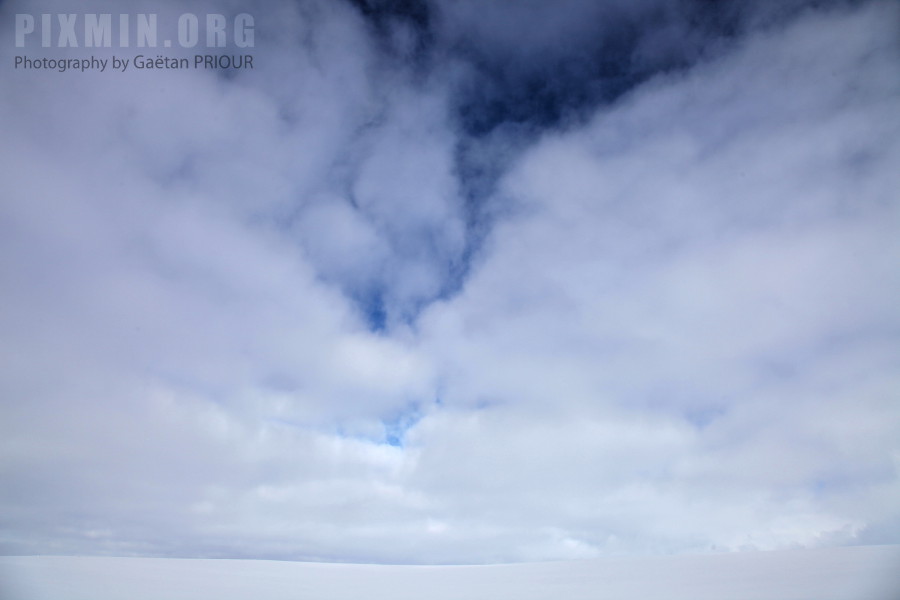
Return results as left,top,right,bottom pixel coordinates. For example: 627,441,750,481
1,545,898,600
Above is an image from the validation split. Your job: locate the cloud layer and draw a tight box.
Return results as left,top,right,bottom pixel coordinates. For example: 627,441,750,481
1,0,898,563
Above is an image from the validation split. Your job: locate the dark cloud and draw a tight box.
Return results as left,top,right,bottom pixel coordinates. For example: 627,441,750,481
334,0,868,316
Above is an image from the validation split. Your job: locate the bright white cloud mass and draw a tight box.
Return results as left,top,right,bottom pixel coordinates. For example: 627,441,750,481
1,0,899,566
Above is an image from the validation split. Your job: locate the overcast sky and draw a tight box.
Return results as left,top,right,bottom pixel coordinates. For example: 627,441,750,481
1,0,898,564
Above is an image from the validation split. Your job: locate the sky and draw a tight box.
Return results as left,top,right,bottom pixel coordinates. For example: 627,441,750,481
0,0,898,565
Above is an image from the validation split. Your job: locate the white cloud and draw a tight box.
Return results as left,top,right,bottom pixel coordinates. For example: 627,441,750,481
0,0,898,565
414,0,900,557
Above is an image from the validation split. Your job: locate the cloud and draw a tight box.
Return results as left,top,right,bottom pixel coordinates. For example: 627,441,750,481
413,0,900,558
0,0,898,564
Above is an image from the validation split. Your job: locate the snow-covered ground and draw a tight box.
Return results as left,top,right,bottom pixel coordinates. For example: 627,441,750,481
1,545,898,600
